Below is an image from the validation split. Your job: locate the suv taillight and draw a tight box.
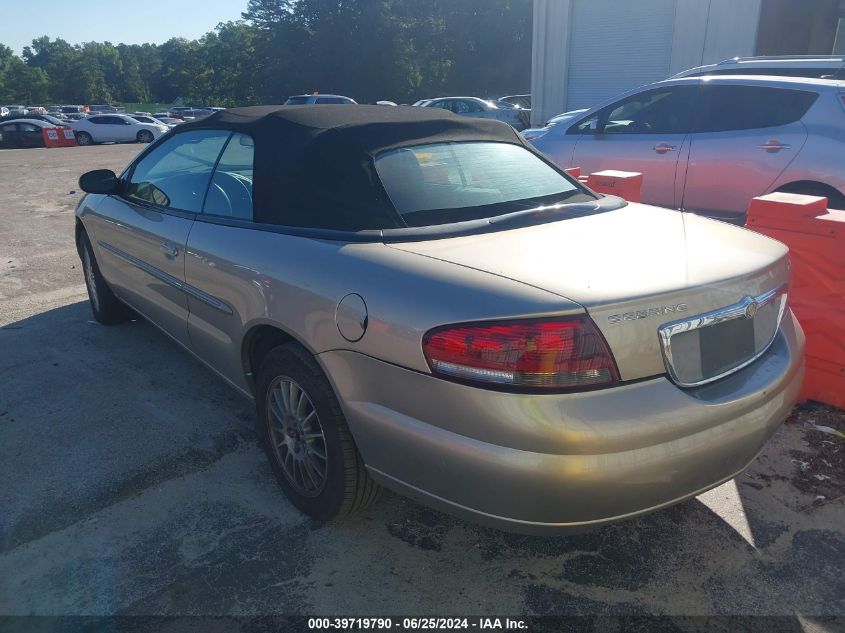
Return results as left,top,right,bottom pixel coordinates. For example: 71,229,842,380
422,316,620,391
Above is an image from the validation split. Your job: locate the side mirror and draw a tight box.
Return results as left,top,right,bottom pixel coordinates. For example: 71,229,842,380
79,169,119,195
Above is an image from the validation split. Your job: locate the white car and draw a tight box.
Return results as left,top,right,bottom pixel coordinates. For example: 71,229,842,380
130,114,179,128
71,114,168,145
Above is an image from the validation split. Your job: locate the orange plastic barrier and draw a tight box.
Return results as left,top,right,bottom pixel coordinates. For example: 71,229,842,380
42,127,78,148
746,192,845,409
586,170,643,202
564,166,581,179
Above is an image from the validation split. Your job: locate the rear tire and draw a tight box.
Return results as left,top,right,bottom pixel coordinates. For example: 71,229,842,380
137,130,154,144
79,232,134,325
775,183,845,210
75,131,93,146
256,343,381,521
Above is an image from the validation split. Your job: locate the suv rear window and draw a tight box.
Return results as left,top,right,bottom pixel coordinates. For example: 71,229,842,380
694,85,818,132
374,142,592,227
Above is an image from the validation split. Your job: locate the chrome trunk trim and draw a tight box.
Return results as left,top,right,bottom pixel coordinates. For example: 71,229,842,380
658,284,788,388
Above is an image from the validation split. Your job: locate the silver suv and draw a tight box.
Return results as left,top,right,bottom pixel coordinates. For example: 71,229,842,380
531,75,845,221
673,55,845,80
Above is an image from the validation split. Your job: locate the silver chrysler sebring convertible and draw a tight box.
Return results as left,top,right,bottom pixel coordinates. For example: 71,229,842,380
75,105,804,534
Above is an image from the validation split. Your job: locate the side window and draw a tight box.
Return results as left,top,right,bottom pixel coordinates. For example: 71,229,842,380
202,133,255,220
124,129,231,212
568,113,598,135
464,100,483,113
601,87,696,135
89,117,105,125
19,123,39,132
568,88,696,135
453,100,471,114
693,85,818,133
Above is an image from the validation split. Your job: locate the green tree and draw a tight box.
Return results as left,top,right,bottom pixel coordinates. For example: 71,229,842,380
6,0,533,106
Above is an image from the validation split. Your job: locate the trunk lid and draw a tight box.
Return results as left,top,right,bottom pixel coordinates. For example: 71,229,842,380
388,204,790,382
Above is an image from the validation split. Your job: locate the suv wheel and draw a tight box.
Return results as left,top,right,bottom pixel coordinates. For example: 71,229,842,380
775,184,845,210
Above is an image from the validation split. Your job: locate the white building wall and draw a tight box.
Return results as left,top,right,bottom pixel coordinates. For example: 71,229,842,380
531,0,574,128
531,0,763,126
669,0,763,75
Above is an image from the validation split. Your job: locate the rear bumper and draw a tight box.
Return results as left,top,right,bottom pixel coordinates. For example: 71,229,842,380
319,312,804,534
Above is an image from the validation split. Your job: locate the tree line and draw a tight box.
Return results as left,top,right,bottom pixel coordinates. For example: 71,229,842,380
0,0,531,107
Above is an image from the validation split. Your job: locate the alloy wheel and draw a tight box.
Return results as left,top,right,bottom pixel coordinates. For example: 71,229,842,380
266,376,328,497
83,247,100,312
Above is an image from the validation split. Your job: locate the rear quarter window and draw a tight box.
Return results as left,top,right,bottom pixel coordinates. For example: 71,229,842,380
693,85,819,132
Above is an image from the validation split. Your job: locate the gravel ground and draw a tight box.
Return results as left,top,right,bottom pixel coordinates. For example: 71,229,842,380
0,145,843,628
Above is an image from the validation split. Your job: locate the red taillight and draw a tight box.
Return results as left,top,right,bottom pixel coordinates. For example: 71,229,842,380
422,316,620,392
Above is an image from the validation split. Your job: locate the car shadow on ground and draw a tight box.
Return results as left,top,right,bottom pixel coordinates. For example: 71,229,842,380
0,301,842,621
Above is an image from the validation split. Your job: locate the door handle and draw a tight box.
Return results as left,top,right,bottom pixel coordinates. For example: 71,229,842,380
653,144,675,153
160,242,179,258
758,141,791,152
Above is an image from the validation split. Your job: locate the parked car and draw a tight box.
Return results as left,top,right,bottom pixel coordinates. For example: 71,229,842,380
70,113,168,145
521,108,590,141
284,94,357,105
63,112,88,121
412,99,432,107
418,96,527,130
0,118,57,149
60,105,86,114
673,54,845,80
0,107,9,118
530,75,845,222
155,116,183,127
74,105,803,533
88,104,119,114
5,105,28,116
497,94,531,109
2,113,70,127
130,114,173,127
180,108,215,119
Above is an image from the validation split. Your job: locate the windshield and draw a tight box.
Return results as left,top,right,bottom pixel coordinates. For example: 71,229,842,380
375,142,594,227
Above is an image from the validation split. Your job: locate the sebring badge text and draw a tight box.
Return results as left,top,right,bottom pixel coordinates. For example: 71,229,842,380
607,303,688,324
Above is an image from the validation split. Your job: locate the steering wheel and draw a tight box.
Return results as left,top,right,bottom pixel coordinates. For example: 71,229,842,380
205,182,233,216
213,172,253,219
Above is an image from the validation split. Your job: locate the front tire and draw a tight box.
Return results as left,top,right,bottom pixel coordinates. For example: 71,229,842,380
137,130,154,143
256,343,381,521
79,232,133,325
75,131,93,146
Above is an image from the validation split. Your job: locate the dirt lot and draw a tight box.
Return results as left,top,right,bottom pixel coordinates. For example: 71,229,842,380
0,145,843,627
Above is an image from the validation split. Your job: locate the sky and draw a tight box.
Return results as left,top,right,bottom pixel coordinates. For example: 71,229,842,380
0,0,247,56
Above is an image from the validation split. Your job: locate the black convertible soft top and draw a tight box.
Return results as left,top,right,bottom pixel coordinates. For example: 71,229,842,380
178,105,527,230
